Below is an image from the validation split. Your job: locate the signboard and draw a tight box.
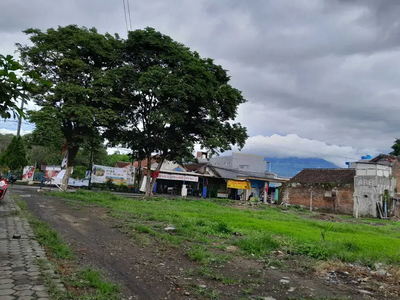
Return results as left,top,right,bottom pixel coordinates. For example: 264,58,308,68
92,164,128,185
45,166,61,180
227,180,251,190
22,166,35,182
156,172,198,182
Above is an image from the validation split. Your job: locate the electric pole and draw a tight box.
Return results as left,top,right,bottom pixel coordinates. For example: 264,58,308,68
16,100,24,137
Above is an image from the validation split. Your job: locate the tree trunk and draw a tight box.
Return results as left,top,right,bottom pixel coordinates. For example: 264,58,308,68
144,156,152,197
60,146,79,192
61,166,73,191
148,157,165,196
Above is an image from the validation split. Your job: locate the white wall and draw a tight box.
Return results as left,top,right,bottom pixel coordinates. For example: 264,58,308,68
352,162,392,178
232,153,267,172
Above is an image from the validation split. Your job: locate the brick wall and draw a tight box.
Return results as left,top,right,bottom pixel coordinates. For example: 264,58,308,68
283,184,354,214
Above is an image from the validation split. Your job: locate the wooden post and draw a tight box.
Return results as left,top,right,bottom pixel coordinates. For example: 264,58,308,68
310,187,313,212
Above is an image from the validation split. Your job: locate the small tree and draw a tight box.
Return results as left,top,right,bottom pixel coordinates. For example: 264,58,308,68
18,25,123,190
390,138,400,156
106,28,248,196
1,136,28,170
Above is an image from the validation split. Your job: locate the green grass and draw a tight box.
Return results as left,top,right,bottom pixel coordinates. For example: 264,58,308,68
17,200,120,300
187,245,232,265
50,191,400,265
18,201,74,260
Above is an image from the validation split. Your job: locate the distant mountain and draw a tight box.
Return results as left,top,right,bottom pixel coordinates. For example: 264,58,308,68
264,157,339,178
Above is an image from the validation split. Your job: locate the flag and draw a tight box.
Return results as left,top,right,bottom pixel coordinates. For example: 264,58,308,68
61,151,68,168
59,143,67,155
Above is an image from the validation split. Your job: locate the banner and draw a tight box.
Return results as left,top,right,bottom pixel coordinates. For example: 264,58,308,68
51,170,89,187
61,151,68,168
227,180,251,190
22,166,35,181
45,166,61,180
92,164,128,185
156,172,198,182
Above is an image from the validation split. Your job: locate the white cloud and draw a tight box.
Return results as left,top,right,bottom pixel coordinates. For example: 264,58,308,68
0,128,32,136
235,134,379,167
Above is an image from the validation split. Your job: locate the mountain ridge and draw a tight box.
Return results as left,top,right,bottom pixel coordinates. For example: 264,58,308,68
265,157,339,178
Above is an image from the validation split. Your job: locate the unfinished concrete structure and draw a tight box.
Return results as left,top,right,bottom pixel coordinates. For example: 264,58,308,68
351,158,396,218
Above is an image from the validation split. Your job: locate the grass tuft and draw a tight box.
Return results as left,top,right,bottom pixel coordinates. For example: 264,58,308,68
235,233,279,257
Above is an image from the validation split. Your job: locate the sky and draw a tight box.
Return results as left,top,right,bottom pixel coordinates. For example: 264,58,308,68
1,0,399,166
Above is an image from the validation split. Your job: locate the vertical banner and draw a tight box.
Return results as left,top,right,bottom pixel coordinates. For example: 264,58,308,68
61,151,68,168
22,166,35,181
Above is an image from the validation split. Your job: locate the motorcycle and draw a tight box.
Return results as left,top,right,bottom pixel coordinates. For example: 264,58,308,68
0,178,8,200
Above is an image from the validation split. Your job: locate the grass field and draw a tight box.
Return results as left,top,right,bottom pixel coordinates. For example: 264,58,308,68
51,191,400,266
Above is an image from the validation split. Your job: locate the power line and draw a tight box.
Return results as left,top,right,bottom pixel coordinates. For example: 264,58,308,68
122,0,129,33
126,0,133,31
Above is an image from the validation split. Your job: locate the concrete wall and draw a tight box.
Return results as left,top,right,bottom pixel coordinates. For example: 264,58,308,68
231,153,267,173
209,156,233,168
392,162,400,196
353,175,397,218
283,183,354,214
350,162,392,177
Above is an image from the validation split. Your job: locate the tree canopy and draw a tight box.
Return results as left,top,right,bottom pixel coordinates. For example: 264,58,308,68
18,25,123,189
1,136,27,170
390,138,400,156
105,27,248,196
0,54,40,119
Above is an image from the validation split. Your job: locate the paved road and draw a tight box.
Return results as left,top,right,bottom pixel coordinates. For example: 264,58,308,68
0,192,64,299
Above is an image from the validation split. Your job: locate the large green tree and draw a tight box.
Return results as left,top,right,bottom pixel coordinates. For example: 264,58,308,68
105,28,248,196
1,136,27,170
105,151,131,167
18,25,123,190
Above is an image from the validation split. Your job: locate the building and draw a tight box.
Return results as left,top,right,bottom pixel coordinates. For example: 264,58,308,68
183,163,224,198
284,155,398,217
209,153,285,201
114,161,131,168
139,160,203,196
351,155,397,218
364,154,400,197
283,169,355,214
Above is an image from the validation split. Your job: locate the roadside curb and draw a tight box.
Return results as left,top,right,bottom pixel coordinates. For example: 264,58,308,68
4,192,67,298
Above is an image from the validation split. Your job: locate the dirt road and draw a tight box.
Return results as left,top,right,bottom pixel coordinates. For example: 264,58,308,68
10,185,393,300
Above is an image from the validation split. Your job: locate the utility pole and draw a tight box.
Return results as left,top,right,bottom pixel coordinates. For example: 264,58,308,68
88,147,94,189
16,100,24,137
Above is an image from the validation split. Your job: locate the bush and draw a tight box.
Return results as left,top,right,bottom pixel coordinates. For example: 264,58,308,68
213,222,231,234
235,233,279,257
294,243,330,260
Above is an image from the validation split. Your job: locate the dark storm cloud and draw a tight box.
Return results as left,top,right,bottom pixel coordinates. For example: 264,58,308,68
1,0,399,162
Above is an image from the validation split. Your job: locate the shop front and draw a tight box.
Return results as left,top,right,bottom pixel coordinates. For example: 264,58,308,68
226,179,251,200
154,172,199,196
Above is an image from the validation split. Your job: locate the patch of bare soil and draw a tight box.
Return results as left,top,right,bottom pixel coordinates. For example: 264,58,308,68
10,186,399,300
